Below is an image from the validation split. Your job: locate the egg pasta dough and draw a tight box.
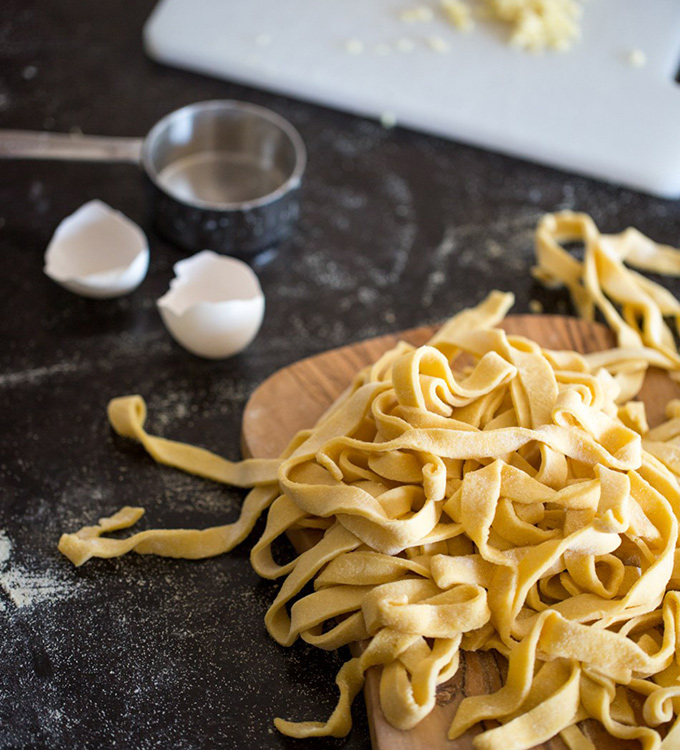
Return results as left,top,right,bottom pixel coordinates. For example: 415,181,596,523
60,213,680,749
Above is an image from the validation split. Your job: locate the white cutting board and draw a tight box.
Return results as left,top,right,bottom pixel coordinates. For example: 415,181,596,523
145,0,680,197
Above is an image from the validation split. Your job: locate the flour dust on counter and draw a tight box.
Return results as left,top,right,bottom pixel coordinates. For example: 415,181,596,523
157,470,245,519
1,536,320,748
416,206,543,318
0,531,74,611
0,361,81,389
146,378,253,425
294,166,417,292
267,157,418,351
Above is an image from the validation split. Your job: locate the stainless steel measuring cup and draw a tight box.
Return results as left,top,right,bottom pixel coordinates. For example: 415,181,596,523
0,100,306,255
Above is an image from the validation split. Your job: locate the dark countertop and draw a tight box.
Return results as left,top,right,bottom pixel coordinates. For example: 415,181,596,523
1,2,679,749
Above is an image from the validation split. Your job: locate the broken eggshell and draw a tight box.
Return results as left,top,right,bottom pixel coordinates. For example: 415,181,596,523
44,200,149,298
157,250,265,359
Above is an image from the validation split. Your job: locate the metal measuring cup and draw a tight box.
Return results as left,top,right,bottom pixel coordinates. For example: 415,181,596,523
0,100,306,255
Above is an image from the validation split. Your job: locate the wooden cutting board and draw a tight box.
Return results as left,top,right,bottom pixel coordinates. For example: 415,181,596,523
241,314,679,749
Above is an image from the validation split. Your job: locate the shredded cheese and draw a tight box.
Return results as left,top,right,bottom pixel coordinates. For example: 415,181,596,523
441,0,585,52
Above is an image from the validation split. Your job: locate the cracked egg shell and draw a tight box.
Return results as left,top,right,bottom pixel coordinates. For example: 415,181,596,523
157,250,265,359
44,200,149,299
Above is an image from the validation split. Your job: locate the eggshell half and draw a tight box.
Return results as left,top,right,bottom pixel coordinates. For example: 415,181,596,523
44,200,149,298
157,250,265,359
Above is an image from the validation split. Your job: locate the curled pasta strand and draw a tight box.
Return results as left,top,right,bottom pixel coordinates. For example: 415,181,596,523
108,394,279,486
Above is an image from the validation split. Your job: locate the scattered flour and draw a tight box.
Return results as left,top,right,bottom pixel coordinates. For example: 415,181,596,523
0,530,74,611
0,531,10,566
0,361,80,388
422,224,459,307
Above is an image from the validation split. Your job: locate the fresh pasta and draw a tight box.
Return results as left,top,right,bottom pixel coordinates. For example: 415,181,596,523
60,214,680,749
534,211,680,401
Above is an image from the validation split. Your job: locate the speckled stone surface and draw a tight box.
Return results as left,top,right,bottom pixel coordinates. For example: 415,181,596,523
1,2,680,749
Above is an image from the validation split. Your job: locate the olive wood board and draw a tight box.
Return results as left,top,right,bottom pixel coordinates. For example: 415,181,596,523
241,315,680,749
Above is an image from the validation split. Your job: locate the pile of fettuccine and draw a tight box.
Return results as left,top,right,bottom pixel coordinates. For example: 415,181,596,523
60,213,680,749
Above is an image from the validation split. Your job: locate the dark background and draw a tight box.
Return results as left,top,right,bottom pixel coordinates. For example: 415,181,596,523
1,2,679,748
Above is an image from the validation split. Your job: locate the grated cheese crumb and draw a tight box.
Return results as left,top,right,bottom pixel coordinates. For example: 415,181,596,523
441,0,475,32
627,49,647,68
380,111,398,129
427,35,450,53
400,6,435,23
529,299,544,314
344,38,365,55
395,37,417,52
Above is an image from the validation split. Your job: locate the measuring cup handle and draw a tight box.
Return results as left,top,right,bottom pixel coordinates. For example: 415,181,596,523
0,131,143,164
